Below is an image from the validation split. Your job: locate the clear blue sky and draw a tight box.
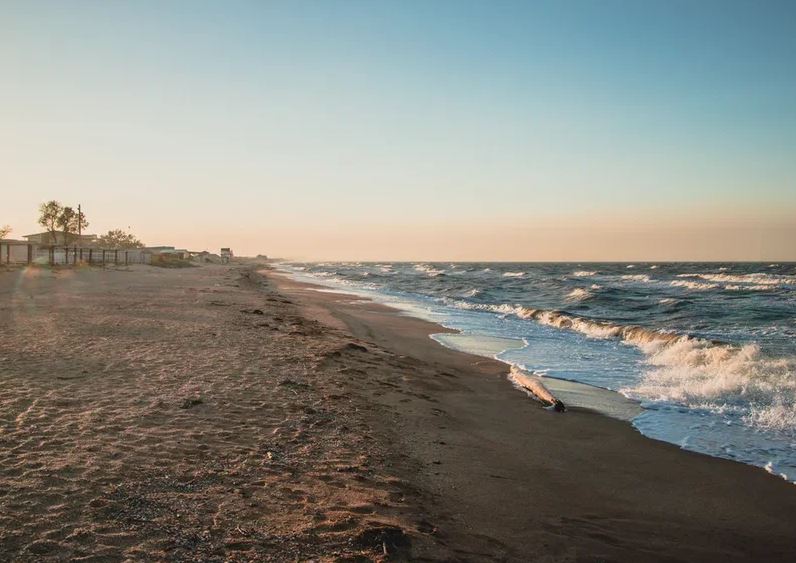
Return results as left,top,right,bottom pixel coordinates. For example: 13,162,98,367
2,0,794,259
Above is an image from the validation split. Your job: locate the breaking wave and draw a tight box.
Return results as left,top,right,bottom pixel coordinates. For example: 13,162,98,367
566,287,594,301
677,272,795,289
670,279,719,291
444,298,796,433
502,271,525,278
572,270,597,277
413,264,445,277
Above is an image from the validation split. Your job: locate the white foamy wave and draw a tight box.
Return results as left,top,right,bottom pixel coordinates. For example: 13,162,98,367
676,272,795,288
447,299,796,434
764,461,790,481
725,284,775,292
413,264,445,277
566,288,593,301
621,274,652,283
670,279,719,291
659,298,678,304
622,340,796,433
463,288,482,297
626,264,636,269
650,265,658,269
749,401,796,433
443,299,517,316
572,270,596,277
502,271,525,278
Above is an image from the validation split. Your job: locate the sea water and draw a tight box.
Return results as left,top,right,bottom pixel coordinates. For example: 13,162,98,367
280,262,796,482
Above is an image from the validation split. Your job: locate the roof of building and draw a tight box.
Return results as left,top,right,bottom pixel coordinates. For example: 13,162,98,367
23,232,97,239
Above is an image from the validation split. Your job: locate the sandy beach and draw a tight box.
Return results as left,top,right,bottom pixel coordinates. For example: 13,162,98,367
2,263,796,562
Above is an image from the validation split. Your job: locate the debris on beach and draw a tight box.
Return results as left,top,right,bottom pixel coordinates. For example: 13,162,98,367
508,366,566,412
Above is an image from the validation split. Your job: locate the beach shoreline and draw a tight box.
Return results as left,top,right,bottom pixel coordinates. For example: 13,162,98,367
268,266,796,562
2,262,796,561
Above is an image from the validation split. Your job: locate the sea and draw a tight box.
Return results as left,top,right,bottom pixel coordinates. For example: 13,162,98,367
279,262,796,482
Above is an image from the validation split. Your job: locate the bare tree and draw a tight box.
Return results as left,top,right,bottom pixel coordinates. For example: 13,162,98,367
0,225,11,239
97,229,144,249
38,201,63,244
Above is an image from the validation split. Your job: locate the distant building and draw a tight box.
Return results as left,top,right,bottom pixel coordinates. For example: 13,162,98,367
23,232,98,246
220,248,233,264
144,246,191,261
143,246,176,254
192,251,222,263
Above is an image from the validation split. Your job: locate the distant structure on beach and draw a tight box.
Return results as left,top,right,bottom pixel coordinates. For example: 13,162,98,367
23,231,98,246
144,246,191,260
2,233,239,268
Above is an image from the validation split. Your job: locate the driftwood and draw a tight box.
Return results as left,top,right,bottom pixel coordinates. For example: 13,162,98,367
509,366,566,412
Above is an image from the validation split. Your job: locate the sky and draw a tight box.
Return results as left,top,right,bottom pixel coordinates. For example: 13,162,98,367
1,0,795,260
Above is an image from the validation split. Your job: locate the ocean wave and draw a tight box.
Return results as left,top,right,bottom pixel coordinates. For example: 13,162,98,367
670,279,719,291
621,274,652,283
572,270,596,277
676,273,795,288
444,298,796,433
622,340,796,433
413,264,446,277
725,284,776,292
566,288,594,301
502,271,525,278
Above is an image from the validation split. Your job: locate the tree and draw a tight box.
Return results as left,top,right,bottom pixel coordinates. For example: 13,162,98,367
0,225,11,239
96,229,144,249
56,206,89,246
38,200,63,244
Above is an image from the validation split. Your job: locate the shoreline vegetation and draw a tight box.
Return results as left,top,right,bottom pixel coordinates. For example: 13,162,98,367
2,263,796,561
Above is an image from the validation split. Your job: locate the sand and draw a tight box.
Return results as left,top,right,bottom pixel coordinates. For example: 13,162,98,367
0,264,429,561
2,263,796,562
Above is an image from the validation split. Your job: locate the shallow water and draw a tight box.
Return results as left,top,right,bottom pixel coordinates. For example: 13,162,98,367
281,262,796,482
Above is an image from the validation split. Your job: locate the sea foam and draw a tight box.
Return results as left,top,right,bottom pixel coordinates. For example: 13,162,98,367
445,298,796,434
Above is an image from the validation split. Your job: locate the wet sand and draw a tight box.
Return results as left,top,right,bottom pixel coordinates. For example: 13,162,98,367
1,263,796,562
